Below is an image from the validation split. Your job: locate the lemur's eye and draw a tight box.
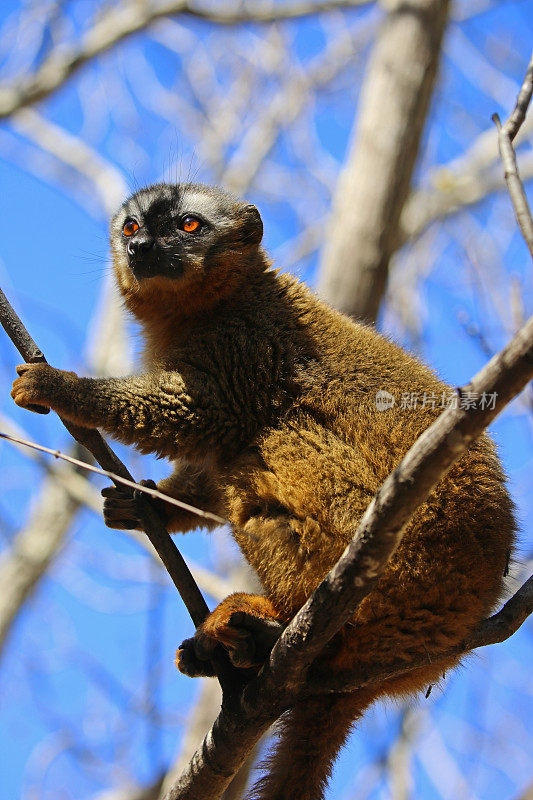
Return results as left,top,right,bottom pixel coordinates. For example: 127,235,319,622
122,219,139,237
181,216,202,233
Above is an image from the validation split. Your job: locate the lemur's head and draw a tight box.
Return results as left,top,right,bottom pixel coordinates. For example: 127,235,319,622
110,183,264,318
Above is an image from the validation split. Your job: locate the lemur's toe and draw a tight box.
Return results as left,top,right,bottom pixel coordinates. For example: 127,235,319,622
227,611,284,663
175,637,217,677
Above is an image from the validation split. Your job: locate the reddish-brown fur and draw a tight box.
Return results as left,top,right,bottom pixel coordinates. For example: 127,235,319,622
11,184,516,800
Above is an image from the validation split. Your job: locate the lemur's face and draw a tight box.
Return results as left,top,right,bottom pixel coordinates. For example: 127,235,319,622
110,183,263,298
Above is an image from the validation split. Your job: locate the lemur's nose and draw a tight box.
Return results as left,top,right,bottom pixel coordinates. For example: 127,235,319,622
127,237,154,258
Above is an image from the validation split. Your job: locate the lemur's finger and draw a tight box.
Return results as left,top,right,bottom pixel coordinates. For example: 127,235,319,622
101,485,132,499
102,496,137,510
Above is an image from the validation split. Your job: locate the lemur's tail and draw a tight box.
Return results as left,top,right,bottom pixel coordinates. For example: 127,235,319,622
246,691,372,800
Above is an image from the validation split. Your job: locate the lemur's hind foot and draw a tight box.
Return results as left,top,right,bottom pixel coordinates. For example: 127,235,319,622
176,593,285,675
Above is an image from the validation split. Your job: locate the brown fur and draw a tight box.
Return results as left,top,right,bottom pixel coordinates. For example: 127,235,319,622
11,183,516,800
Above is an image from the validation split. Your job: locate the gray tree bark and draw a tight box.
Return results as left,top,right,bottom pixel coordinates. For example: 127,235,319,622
318,0,450,322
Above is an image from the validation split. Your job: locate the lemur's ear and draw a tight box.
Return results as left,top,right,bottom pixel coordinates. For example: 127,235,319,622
242,204,263,246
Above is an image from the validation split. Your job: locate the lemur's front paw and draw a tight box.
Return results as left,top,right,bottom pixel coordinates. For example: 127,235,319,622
175,594,285,676
102,479,163,530
11,363,75,414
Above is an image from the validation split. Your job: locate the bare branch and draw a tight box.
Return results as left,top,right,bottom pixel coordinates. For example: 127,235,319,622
162,680,223,796
221,19,371,194
0,0,373,120
158,678,266,800
384,708,423,800
0,423,237,611
500,51,533,142
291,113,533,261
397,52,533,249
0,285,212,629
493,51,533,260
159,569,269,800
0,277,132,662
186,563,238,603
398,127,533,247
0,429,227,527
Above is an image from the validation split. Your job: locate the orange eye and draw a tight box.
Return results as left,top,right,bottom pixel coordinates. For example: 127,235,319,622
182,216,201,233
122,219,139,237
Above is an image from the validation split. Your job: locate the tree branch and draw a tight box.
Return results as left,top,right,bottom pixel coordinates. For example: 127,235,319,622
0,279,129,661
305,572,533,694
0,286,211,630
220,20,371,194
493,51,533,260
0,429,226,528
0,0,372,121
398,124,533,248
162,56,533,800
499,52,533,143
164,314,533,799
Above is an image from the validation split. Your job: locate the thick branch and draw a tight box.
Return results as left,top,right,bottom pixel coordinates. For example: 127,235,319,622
0,0,372,120
318,0,450,322
164,59,533,799
165,314,533,799
305,572,533,694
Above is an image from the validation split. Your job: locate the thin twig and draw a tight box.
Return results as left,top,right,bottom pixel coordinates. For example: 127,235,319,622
0,430,227,526
501,53,533,142
492,51,533,260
